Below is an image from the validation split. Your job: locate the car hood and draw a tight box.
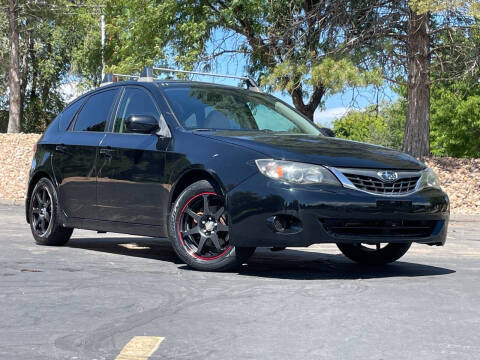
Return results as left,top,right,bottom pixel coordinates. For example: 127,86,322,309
196,131,425,170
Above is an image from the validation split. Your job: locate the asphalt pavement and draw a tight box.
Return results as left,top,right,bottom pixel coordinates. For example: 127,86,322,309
1,204,479,360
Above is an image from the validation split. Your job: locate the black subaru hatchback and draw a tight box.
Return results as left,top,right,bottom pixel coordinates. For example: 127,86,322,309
26,75,449,271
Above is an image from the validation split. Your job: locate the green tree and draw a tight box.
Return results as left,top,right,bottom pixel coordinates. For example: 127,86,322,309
1,1,104,133
333,110,387,144
4,0,21,133
105,0,382,121
430,81,480,157
402,0,479,157
339,76,480,157
0,8,8,106
333,102,406,150
324,0,480,157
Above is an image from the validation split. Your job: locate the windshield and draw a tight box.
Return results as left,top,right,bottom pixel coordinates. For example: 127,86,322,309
163,86,321,135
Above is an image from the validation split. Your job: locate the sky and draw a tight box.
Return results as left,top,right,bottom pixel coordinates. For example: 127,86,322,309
171,31,399,128
60,28,399,127
314,86,398,127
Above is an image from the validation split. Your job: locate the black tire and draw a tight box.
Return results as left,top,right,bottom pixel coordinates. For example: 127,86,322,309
168,180,255,271
337,242,411,265
29,177,73,246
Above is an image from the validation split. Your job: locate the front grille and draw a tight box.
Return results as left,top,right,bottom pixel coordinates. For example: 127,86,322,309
321,219,437,238
343,173,420,194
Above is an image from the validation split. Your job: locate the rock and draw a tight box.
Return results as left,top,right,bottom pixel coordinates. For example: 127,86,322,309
0,134,478,214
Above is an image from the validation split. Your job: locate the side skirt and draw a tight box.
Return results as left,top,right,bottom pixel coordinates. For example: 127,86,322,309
66,217,168,238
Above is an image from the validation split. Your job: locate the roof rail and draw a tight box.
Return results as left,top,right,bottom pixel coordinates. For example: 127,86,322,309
140,66,261,92
100,67,262,92
100,72,140,86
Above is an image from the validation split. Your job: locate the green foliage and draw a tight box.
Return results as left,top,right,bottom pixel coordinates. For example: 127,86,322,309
425,14,480,157
382,100,407,150
262,57,382,98
105,0,214,73
70,2,105,88
333,101,405,150
430,81,480,157
1,0,478,145
0,109,7,133
104,0,381,118
0,8,8,102
106,0,169,73
21,2,91,131
335,79,480,157
0,1,105,132
333,110,386,143
410,0,480,16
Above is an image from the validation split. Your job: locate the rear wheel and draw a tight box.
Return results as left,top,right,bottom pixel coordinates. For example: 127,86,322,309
169,180,255,271
29,178,73,246
337,242,411,265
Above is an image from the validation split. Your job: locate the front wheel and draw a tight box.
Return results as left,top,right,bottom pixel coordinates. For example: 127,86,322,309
168,180,255,271
337,242,411,265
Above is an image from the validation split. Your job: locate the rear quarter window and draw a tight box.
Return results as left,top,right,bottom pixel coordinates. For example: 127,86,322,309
58,98,84,131
73,89,118,132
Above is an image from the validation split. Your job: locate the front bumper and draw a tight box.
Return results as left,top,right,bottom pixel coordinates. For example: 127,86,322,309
226,173,449,247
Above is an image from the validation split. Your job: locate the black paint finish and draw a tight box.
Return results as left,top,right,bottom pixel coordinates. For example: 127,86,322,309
26,81,449,246
196,131,425,170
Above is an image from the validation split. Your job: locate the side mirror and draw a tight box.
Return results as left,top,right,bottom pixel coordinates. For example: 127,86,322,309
125,115,159,134
320,128,335,137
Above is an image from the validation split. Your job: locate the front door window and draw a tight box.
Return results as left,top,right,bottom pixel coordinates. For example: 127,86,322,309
114,88,160,133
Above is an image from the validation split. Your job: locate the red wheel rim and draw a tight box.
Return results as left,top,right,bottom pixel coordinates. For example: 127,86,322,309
177,192,231,260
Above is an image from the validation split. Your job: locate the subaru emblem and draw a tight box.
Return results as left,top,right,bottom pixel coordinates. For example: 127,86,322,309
377,170,398,182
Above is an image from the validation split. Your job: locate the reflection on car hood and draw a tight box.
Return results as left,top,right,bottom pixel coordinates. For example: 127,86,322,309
197,131,425,170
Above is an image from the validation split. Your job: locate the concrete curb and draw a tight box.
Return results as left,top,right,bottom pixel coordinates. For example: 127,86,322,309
450,214,480,222
0,198,25,206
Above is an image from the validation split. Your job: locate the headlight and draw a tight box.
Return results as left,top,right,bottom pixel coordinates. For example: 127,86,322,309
418,168,441,189
255,159,341,185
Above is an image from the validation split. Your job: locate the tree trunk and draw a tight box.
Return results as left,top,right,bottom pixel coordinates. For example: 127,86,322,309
7,0,21,133
20,22,33,125
403,6,430,158
290,85,324,122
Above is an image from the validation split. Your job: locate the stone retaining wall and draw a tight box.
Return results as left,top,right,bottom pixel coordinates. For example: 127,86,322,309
0,134,478,214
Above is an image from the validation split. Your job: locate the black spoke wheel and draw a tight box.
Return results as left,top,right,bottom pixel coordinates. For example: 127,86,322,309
29,178,73,246
178,192,230,260
169,180,255,271
31,185,53,237
337,242,411,265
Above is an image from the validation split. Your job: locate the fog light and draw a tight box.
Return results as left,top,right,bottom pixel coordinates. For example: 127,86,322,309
267,215,302,234
273,216,286,232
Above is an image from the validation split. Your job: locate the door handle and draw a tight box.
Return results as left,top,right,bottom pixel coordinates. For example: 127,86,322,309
99,147,115,157
55,144,68,153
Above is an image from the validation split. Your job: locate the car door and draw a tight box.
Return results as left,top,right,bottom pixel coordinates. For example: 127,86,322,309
52,88,119,219
96,86,171,226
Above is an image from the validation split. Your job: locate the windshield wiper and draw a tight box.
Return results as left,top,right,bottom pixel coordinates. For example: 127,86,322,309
192,128,217,132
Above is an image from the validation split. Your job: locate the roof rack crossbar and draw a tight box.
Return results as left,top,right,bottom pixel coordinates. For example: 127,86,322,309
101,67,262,92
101,72,140,86
149,67,261,92
152,67,249,81
112,73,140,79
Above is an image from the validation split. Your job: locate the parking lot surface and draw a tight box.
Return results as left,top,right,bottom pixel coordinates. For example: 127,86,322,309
1,204,479,360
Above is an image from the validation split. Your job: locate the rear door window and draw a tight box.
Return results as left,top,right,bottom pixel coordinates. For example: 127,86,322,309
74,89,118,132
